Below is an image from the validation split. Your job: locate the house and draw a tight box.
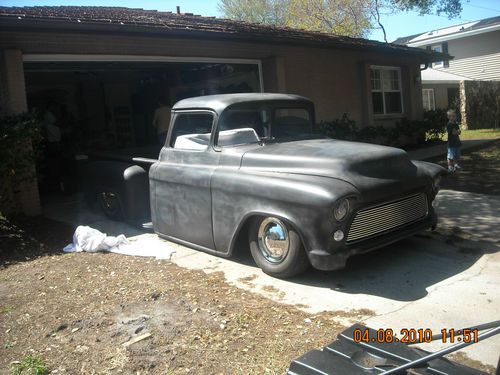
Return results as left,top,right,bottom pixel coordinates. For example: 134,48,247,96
0,6,442,215
394,16,500,127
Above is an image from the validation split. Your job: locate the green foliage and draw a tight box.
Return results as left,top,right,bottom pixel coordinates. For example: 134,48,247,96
0,112,43,214
219,0,464,37
11,355,49,375
219,0,372,37
462,81,500,130
0,112,43,179
218,0,288,26
394,0,462,18
317,113,358,140
423,109,447,141
286,0,372,38
317,113,444,147
0,305,15,314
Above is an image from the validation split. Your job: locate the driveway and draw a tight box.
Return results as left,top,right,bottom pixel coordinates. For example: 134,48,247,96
45,188,500,369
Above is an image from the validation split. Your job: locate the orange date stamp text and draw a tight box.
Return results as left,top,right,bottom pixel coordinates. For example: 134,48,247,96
353,328,479,344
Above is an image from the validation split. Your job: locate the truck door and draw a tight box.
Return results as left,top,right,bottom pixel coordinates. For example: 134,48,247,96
150,111,218,249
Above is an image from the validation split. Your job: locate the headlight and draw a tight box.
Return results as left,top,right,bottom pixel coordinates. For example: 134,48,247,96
334,198,350,221
433,175,442,191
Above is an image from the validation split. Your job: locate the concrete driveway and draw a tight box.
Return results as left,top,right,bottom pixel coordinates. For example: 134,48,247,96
45,189,500,368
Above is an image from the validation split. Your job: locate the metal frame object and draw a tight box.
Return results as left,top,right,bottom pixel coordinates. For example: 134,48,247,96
288,321,500,375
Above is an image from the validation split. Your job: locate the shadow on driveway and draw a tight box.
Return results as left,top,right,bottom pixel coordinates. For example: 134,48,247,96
233,231,496,302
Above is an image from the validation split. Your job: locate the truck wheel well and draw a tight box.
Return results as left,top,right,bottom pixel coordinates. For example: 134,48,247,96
231,217,253,257
231,214,305,257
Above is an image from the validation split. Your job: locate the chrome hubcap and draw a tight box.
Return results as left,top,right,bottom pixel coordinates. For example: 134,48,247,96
257,218,290,264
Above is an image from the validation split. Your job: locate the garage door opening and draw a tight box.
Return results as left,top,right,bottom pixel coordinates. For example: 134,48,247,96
23,58,262,195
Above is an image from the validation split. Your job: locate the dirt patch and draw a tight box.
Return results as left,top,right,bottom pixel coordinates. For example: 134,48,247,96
237,274,257,284
435,140,500,195
449,352,496,374
1,217,346,374
1,216,495,374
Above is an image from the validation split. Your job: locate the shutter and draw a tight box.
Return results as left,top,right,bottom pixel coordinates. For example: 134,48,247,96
442,42,449,68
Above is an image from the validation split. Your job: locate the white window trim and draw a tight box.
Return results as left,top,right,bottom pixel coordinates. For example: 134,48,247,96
422,88,435,111
23,54,265,92
431,45,444,68
370,65,404,116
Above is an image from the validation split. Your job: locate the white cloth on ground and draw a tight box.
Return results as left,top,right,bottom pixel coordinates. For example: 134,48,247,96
63,225,175,260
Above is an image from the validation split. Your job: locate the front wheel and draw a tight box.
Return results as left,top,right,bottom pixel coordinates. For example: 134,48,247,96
248,217,309,278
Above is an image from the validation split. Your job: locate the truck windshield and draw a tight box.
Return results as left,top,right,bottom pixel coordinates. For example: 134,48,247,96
216,105,317,147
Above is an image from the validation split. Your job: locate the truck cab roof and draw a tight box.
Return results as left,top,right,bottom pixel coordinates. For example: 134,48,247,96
172,93,313,115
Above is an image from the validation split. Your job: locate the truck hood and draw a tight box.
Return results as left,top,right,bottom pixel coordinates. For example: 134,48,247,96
240,138,431,197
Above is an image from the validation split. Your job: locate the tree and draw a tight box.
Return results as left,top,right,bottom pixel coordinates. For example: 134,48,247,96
286,0,372,38
219,0,373,37
218,0,289,26
219,0,464,39
394,0,463,18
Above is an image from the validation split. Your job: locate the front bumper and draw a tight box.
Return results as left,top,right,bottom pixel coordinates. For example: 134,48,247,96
307,211,437,271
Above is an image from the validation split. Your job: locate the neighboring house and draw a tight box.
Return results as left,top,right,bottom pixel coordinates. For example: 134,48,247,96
395,16,500,127
0,6,442,215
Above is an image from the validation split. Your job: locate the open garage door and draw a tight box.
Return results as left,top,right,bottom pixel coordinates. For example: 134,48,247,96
24,55,262,151
23,55,262,194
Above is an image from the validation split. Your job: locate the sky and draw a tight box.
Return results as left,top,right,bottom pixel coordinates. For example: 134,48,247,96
1,0,499,42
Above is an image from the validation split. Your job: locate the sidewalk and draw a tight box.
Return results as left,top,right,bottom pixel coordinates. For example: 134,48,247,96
407,138,497,161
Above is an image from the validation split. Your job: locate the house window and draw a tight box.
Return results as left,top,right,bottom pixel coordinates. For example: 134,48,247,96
422,89,435,111
370,66,403,115
432,45,443,68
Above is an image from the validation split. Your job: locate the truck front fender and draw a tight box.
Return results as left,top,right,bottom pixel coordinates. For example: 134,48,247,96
210,169,358,256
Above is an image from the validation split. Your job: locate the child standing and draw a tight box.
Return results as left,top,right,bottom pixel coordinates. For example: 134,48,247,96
446,109,462,173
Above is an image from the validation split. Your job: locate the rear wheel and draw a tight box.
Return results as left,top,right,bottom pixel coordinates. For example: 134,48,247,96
248,216,309,278
98,191,123,220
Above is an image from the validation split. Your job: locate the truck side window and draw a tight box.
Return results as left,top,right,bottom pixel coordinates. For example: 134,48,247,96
170,113,214,150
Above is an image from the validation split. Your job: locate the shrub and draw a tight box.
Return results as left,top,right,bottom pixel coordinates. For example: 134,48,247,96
423,109,447,141
0,112,43,214
317,113,444,148
316,114,358,140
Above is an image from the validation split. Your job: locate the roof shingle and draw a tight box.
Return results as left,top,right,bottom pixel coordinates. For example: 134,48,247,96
0,6,443,60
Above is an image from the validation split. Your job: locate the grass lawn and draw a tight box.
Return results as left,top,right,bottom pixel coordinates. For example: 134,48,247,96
458,128,500,140
429,128,500,141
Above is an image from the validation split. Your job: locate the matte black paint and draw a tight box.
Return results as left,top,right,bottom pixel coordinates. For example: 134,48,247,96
150,94,445,271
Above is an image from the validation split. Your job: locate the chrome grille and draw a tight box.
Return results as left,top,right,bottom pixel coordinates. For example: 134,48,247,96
347,194,428,243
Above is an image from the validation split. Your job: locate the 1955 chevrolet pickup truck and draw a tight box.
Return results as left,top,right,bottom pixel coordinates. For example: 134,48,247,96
85,93,445,278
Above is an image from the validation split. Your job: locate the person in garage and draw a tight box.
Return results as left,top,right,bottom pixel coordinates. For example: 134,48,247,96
152,96,171,145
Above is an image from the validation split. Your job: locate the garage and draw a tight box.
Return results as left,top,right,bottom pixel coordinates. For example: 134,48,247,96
1,6,439,216
23,55,262,194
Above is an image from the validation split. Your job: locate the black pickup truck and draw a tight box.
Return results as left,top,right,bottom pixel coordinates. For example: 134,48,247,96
83,93,444,278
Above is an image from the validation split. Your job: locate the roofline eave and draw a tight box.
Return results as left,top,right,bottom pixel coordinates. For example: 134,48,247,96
0,17,443,62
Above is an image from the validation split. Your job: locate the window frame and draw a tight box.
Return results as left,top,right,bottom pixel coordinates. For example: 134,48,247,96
422,88,435,111
167,110,217,151
370,65,404,116
431,44,444,68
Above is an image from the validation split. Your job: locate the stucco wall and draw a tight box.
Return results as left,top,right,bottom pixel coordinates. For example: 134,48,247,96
0,29,425,127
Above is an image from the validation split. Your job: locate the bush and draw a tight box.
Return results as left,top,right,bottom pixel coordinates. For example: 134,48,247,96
317,114,431,147
316,114,358,140
0,112,43,214
423,109,447,141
